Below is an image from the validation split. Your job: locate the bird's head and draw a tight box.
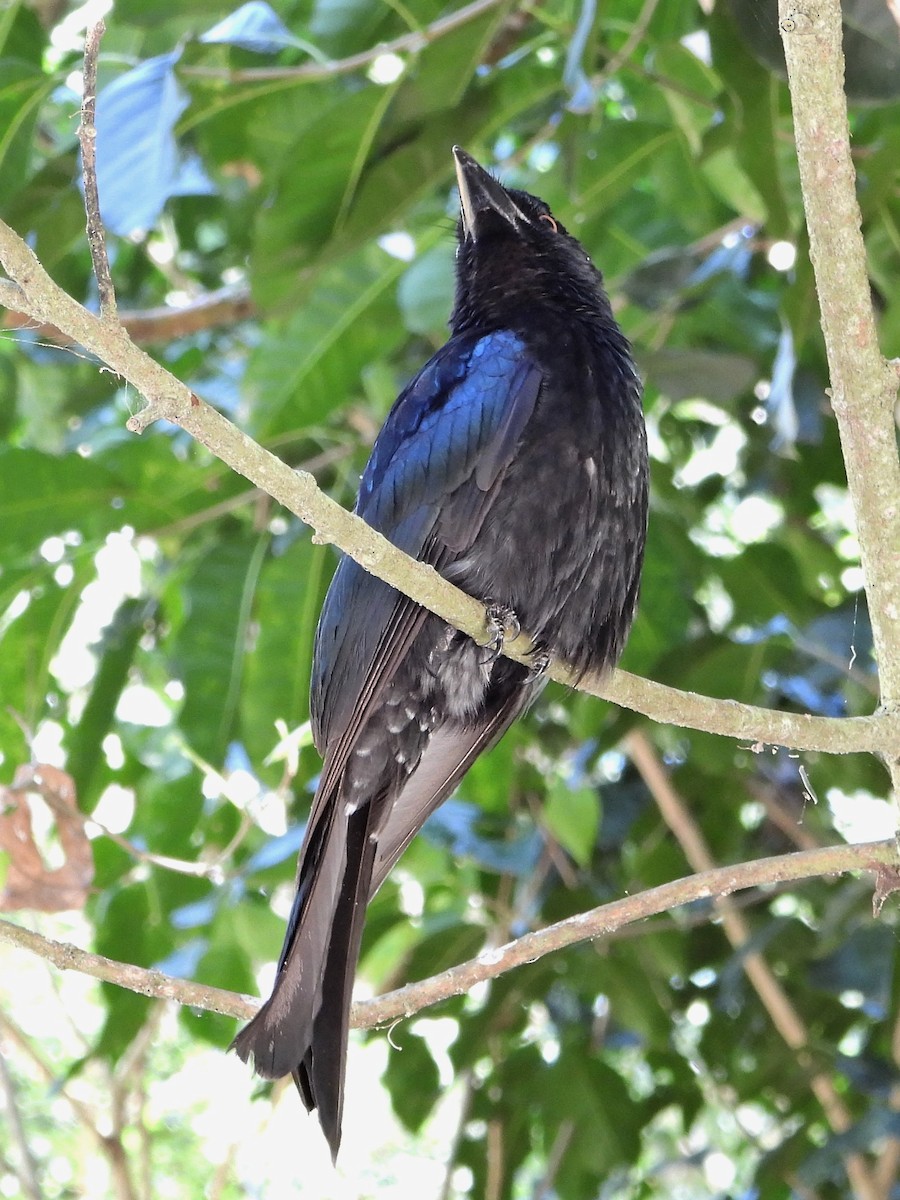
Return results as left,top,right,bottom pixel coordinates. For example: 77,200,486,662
450,146,615,337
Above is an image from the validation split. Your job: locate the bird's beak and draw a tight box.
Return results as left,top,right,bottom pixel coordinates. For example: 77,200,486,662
453,146,527,240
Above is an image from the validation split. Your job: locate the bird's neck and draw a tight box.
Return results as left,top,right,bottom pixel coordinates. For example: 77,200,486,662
452,300,631,369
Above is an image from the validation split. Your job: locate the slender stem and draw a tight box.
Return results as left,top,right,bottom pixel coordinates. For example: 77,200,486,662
0,1048,42,1200
78,21,118,322
180,0,507,84
0,1009,133,1193
2,283,254,347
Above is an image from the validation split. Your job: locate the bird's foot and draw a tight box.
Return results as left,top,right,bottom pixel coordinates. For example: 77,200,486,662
526,646,551,682
482,601,521,661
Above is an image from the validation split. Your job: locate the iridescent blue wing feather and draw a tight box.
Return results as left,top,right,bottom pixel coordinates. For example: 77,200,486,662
311,328,542,753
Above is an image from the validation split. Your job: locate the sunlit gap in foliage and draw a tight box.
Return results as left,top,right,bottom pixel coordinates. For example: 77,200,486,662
827,787,896,843
48,0,113,61
378,232,417,262
368,53,405,85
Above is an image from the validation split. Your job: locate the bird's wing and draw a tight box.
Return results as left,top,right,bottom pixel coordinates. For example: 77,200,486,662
310,328,543,766
248,330,543,1151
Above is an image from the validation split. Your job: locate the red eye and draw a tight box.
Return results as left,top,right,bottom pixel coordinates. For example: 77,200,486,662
539,213,558,233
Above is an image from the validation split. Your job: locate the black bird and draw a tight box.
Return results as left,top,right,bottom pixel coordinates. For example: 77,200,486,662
231,147,649,1158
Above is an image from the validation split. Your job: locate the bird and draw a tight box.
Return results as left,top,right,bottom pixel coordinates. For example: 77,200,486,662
231,146,649,1159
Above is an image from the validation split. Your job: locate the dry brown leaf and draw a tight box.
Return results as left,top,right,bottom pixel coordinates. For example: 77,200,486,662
0,764,94,911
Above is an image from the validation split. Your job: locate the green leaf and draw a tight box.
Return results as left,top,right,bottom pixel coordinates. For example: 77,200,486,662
542,778,600,867
0,62,52,207
130,773,205,860
65,598,150,812
241,536,328,765
169,534,269,763
700,145,768,222
391,5,508,118
246,243,411,436
0,1,45,66
653,43,721,153
184,934,257,1047
93,880,175,1059
575,121,678,211
397,240,455,335
0,448,124,560
250,86,400,310
383,1027,441,1132
709,3,791,233
0,569,86,767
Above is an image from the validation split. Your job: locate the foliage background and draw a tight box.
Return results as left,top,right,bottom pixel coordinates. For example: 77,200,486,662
1,0,899,1197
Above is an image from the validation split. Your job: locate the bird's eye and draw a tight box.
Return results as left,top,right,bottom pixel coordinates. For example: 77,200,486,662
538,213,558,233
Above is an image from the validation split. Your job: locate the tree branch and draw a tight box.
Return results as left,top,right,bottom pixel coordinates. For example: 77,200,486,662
778,1,900,794
2,283,255,347
1,214,897,759
1,839,897,1029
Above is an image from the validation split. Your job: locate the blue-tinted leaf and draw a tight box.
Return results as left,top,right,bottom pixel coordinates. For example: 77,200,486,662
397,241,455,335
200,2,324,58
423,799,542,875
808,925,895,1015
244,825,305,873
93,52,215,234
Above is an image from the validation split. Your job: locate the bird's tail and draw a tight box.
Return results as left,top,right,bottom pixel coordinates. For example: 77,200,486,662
230,795,378,1161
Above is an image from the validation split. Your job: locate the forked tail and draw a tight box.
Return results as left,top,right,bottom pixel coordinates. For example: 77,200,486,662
230,799,378,1161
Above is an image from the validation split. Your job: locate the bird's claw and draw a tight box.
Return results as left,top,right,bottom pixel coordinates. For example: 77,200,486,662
526,648,551,682
482,601,521,661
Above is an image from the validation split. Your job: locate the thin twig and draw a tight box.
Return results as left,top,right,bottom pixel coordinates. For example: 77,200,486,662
78,21,118,322
0,1010,122,1173
872,1012,900,1198
748,778,823,852
0,1047,42,1200
180,0,506,84
2,283,254,347
0,280,26,311
593,0,660,87
534,1119,575,1199
1,838,896,1029
85,813,228,881
626,730,879,1200
112,1008,162,1200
